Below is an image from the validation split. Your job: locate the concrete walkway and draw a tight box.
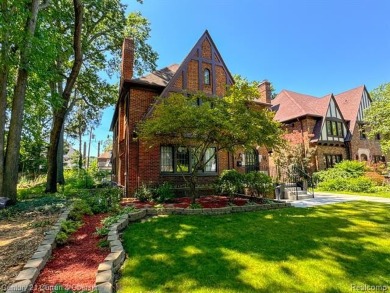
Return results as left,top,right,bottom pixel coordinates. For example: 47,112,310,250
289,192,390,208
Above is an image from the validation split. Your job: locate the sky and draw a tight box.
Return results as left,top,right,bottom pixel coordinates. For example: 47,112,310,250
86,0,390,157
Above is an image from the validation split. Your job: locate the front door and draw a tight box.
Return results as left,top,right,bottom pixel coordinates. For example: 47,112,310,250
245,149,259,173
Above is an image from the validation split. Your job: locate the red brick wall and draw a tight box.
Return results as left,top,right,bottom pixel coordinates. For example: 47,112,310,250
349,124,383,162
257,81,271,104
316,145,348,170
187,60,199,91
121,38,134,81
216,65,226,96
126,88,160,194
202,39,212,59
116,36,240,195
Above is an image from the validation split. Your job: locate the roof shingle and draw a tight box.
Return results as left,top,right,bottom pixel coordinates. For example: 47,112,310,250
131,64,180,87
334,85,365,132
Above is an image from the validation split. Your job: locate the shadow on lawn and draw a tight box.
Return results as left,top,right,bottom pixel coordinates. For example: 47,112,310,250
118,201,390,292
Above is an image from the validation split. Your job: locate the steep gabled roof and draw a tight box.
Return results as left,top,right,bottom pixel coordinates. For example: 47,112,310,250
131,64,180,87
110,65,179,131
271,90,329,122
334,85,366,132
160,30,234,97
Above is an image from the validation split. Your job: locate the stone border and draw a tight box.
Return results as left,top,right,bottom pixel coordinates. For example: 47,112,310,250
95,202,291,293
5,207,71,293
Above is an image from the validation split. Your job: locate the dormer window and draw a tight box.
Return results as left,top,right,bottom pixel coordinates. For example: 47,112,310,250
204,69,210,85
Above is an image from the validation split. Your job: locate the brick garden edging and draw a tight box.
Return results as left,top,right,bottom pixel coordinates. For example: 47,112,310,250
95,202,291,293
5,207,71,293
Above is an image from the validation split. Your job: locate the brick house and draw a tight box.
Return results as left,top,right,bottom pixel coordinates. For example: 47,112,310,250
271,85,386,171
111,31,272,195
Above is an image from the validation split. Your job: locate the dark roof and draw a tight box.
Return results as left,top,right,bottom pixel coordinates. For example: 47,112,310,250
131,64,180,87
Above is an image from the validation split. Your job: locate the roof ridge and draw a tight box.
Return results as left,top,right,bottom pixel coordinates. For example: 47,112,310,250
283,90,307,115
334,85,364,97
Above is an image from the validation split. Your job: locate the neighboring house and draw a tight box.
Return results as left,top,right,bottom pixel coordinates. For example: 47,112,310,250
63,146,77,169
271,85,385,171
111,31,272,195
98,151,112,172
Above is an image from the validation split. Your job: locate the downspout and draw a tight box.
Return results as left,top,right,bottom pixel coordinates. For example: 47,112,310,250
299,118,306,157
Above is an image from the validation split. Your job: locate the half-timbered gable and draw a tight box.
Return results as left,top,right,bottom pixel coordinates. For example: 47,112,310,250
319,95,348,144
272,85,385,170
161,30,234,98
334,86,383,163
111,31,272,196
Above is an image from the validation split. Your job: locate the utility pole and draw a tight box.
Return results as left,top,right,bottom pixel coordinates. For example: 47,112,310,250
83,141,86,168
97,140,101,158
87,126,93,170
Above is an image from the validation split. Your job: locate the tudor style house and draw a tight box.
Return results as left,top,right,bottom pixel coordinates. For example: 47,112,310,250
271,85,386,171
111,31,272,195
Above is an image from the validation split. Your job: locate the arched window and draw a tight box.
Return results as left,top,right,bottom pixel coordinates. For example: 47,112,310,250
360,154,368,161
204,69,211,85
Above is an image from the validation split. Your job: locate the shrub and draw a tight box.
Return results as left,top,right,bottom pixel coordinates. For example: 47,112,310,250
69,198,93,221
364,172,385,186
134,183,154,202
317,176,375,193
216,169,244,197
154,182,175,203
189,203,202,209
78,187,123,214
347,177,375,193
314,160,366,184
64,169,95,190
55,220,82,245
55,231,69,245
95,226,109,237
243,172,273,197
61,220,82,234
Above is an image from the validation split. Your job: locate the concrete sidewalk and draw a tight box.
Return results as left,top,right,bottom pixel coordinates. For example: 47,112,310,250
289,192,390,208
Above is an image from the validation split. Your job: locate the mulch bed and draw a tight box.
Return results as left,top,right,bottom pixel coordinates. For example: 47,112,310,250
122,195,256,209
33,214,109,293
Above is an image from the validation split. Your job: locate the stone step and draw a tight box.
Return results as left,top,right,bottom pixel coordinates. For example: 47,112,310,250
284,183,298,187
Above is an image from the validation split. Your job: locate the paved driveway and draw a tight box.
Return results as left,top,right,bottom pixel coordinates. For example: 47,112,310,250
290,192,390,208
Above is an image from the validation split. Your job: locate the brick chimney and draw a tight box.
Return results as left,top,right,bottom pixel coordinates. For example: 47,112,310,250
257,80,272,104
121,38,134,81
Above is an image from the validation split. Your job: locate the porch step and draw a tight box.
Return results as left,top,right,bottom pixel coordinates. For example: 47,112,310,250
286,190,314,200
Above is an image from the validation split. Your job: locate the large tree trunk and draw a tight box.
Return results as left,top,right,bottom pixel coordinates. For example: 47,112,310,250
0,0,10,198
46,0,83,193
3,0,40,204
56,124,65,184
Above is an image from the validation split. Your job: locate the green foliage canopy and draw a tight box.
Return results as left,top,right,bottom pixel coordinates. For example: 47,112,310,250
365,83,390,153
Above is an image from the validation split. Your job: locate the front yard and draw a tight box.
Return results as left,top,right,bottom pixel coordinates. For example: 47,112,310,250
118,202,390,292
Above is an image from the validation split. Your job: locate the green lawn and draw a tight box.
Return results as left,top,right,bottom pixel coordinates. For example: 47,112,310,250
118,202,390,293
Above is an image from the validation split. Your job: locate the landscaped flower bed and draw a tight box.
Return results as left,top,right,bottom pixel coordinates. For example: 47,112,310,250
33,214,109,293
122,195,266,209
